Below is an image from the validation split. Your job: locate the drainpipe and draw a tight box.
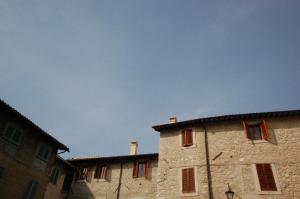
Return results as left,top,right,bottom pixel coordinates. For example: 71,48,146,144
204,125,213,199
116,161,123,199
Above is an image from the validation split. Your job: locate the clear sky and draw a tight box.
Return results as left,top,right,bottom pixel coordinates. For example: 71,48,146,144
1,0,299,158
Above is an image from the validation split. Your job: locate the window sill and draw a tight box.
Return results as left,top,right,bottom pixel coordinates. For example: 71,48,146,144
247,139,268,144
181,192,198,197
257,190,282,195
95,179,107,182
180,144,197,149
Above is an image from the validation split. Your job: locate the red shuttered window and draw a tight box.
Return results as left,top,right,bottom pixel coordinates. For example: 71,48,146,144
256,164,277,191
182,168,195,193
182,129,193,146
94,164,108,179
133,161,149,178
243,120,269,141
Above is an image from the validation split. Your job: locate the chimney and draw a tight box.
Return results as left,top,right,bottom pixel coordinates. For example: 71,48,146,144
169,116,177,124
130,141,138,155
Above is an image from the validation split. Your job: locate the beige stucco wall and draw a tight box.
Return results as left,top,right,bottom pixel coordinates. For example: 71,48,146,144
69,160,158,199
156,117,300,199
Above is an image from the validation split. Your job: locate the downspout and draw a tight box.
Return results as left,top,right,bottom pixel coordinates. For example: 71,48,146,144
116,161,123,199
204,125,213,199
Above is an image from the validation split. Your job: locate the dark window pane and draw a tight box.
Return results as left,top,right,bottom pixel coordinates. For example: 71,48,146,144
248,125,262,140
22,180,38,199
137,163,145,177
4,125,15,138
12,130,22,143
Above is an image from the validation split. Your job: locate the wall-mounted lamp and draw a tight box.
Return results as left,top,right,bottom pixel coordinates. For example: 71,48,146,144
225,184,234,199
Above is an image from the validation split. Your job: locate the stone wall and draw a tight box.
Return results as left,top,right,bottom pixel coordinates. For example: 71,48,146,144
156,117,300,199
69,158,158,199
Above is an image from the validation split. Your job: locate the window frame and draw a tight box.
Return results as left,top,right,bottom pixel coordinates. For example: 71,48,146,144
22,180,38,199
133,161,149,179
76,167,88,181
252,164,281,195
247,124,262,140
35,143,51,162
49,167,60,185
94,164,108,180
180,128,196,148
243,120,269,142
179,166,198,196
2,123,23,146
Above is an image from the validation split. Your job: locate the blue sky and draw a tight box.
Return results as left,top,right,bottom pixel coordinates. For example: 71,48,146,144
1,0,299,158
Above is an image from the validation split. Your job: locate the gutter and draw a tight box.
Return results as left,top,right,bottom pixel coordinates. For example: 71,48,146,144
204,125,213,199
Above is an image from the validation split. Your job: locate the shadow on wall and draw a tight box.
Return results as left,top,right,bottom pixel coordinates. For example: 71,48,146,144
67,181,96,199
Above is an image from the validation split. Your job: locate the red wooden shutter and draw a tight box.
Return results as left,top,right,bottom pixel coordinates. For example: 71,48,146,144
186,129,193,146
144,162,149,179
182,130,186,146
243,121,250,139
132,162,137,178
256,164,277,191
182,169,189,193
104,165,108,179
256,164,268,190
263,164,277,190
260,120,269,140
188,168,195,192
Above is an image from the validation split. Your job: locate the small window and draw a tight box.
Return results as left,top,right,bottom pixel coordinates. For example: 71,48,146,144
94,164,108,179
2,124,23,145
182,129,193,146
133,162,149,178
36,143,51,162
22,180,38,199
182,168,195,193
50,167,60,185
256,164,277,191
76,167,88,180
243,120,269,141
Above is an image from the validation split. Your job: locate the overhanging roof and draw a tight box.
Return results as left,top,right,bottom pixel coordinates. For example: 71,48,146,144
0,99,69,151
68,153,158,163
152,109,300,131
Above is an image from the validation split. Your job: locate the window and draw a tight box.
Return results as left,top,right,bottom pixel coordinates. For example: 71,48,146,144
182,129,193,146
76,167,88,180
256,164,277,191
94,164,108,179
243,120,269,140
50,167,60,185
133,162,149,178
22,180,38,199
2,124,22,145
36,143,51,162
182,168,195,193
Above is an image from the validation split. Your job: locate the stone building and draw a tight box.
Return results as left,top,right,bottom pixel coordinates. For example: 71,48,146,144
0,99,70,199
68,142,158,199
152,110,300,199
44,156,74,199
